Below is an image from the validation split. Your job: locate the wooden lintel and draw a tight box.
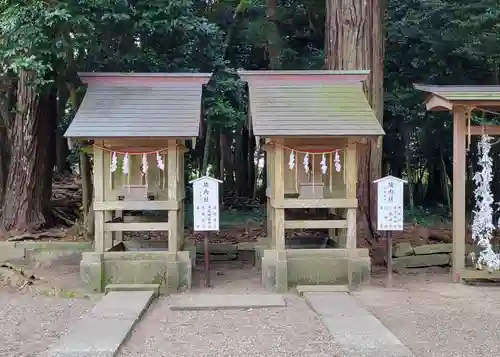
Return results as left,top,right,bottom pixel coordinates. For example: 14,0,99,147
468,125,500,136
94,200,178,211
284,220,347,229
104,222,170,232
271,198,358,209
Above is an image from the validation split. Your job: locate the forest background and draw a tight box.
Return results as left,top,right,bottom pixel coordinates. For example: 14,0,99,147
0,0,499,246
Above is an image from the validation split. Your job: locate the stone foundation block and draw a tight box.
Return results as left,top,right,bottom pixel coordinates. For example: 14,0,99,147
80,250,192,294
414,243,452,255
394,253,450,268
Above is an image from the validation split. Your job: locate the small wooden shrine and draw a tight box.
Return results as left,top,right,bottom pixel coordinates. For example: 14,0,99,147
415,84,500,283
240,70,384,291
65,72,210,257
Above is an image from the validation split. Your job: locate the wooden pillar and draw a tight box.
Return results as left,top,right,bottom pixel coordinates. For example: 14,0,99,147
452,105,467,282
94,141,105,253
178,148,185,249
345,140,357,249
266,144,274,242
167,140,179,253
272,138,285,250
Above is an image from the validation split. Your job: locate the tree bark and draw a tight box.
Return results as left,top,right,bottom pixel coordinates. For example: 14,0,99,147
202,121,212,175
0,71,56,232
324,0,384,243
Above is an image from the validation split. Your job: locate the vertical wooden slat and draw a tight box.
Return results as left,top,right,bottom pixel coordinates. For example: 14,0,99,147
94,141,105,252
345,140,357,249
167,140,178,253
453,105,467,282
273,138,285,250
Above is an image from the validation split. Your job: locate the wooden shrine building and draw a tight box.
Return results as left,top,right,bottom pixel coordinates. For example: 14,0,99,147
64,72,211,293
415,84,500,283
240,70,384,292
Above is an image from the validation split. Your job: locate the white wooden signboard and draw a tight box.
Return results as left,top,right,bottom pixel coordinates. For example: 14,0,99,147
190,176,222,232
373,175,407,231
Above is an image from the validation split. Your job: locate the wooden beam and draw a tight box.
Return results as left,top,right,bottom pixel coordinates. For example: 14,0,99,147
425,95,453,111
284,220,347,229
271,198,357,209
468,125,500,136
94,200,178,211
105,222,170,232
452,105,467,282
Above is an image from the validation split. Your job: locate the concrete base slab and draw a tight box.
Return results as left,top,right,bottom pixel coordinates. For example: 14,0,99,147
43,291,155,357
304,292,414,357
169,293,286,311
105,283,160,296
296,285,350,295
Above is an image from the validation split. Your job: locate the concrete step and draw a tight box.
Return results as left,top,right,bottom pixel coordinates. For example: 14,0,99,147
43,290,155,357
169,293,286,311
304,292,414,357
296,285,350,295
105,283,160,296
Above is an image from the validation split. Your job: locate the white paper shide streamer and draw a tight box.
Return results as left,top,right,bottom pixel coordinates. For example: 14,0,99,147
334,150,341,172
471,134,500,271
110,152,118,173
141,153,148,176
122,153,129,175
303,153,309,174
320,153,327,175
289,150,295,170
156,151,165,171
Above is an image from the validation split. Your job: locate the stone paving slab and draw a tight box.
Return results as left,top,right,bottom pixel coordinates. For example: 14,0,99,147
43,290,155,357
169,293,286,310
304,292,414,357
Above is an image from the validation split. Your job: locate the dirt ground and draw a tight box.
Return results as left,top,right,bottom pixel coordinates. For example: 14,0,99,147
356,269,500,357
2,253,500,357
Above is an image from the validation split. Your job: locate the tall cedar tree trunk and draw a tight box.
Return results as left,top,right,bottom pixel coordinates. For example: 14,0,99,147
324,0,384,243
1,71,57,232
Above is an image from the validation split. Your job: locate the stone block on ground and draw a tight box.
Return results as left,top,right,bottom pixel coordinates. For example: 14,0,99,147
44,290,155,357
195,243,236,254
392,242,414,257
413,243,452,255
393,254,450,268
304,292,414,357
169,293,286,310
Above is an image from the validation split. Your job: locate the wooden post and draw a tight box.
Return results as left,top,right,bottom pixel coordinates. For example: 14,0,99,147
178,147,185,249
452,105,467,282
93,141,105,253
266,144,274,242
167,140,179,253
345,140,357,249
273,138,285,250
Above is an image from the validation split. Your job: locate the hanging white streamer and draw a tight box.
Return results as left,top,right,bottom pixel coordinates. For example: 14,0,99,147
289,150,295,170
122,153,129,175
141,153,148,175
334,150,341,172
156,151,165,171
471,134,500,271
110,152,118,173
303,153,309,174
320,153,327,175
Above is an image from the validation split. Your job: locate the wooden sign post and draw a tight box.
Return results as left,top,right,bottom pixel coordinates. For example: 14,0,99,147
190,176,222,287
373,175,407,288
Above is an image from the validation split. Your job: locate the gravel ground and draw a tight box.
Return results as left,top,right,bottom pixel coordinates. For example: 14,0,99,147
118,294,345,357
354,271,500,357
0,292,95,357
